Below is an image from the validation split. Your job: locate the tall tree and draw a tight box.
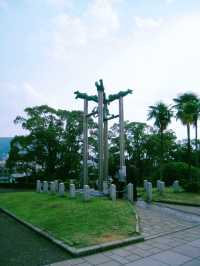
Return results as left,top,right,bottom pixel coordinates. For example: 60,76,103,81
6,105,94,181
173,93,199,175
147,102,173,179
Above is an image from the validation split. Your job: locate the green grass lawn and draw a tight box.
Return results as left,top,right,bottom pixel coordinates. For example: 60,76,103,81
0,192,137,248
141,187,200,206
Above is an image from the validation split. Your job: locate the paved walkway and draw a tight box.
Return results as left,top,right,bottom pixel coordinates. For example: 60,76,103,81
49,202,200,266
0,211,71,266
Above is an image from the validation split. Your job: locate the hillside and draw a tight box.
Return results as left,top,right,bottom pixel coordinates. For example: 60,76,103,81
0,137,12,160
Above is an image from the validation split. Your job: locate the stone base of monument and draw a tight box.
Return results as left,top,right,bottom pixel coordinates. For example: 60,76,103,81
76,189,105,197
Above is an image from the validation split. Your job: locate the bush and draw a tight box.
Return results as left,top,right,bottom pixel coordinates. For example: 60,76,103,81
162,162,200,192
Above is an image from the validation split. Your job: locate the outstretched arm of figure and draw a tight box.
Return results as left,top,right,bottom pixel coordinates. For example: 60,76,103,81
107,89,133,103
74,91,98,102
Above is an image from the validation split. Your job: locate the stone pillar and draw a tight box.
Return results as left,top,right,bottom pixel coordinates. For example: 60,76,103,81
127,183,134,202
97,85,104,191
159,181,165,194
146,182,152,202
83,185,90,201
103,181,109,195
50,181,56,194
157,180,161,191
119,97,125,174
173,180,180,192
36,180,41,192
70,183,76,198
83,99,88,187
54,180,59,192
59,183,65,197
110,184,116,201
43,181,48,192
144,180,148,191
104,116,109,182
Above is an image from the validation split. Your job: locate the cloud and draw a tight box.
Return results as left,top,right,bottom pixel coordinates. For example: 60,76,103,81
135,17,163,29
86,0,121,39
48,0,122,61
46,0,73,10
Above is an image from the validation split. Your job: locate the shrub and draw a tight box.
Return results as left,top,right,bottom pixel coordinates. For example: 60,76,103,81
162,162,200,192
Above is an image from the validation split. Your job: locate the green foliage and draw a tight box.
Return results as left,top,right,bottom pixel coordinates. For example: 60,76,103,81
6,105,97,182
149,187,200,206
162,162,200,192
0,192,137,248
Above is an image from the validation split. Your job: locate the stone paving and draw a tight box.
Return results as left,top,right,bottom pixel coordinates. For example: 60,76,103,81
135,201,200,239
49,202,200,266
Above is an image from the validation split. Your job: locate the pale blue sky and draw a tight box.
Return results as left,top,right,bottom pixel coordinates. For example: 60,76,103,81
1,0,200,139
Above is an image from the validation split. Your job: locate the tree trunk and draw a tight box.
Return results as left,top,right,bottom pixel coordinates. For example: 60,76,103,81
195,120,198,166
187,124,192,180
160,129,164,180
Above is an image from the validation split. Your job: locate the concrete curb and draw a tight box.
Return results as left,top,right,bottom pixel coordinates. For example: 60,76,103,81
154,200,200,207
0,207,144,257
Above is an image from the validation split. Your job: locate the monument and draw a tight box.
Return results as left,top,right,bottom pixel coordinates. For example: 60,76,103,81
75,79,132,191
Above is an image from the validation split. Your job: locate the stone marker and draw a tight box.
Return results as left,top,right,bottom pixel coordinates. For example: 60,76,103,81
83,185,90,201
36,180,41,192
110,184,116,201
103,181,109,195
43,181,48,192
70,183,76,198
50,181,56,193
173,180,180,192
144,180,148,191
157,180,161,191
146,182,152,202
127,183,134,202
159,181,165,194
54,180,59,192
58,182,65,196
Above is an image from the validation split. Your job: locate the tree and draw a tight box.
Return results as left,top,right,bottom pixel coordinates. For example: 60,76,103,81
173,93,199,176
147,102,173,179
6,105,96,182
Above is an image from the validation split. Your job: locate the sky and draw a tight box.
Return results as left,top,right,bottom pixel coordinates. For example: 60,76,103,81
1,0,200,140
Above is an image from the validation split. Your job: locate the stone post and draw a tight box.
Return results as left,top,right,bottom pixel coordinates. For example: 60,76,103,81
54,180,58,192
127,183,134,202
159,181,165,194
83,185,90,201
103,181,109,195
43,181,48,192
110,184,116,201
50,181,56,194
144,180,148,191
36,180,41,192
157,180,161,191
173,180,180,192
146,182,152,202
70,183,76,198
59,183,65,197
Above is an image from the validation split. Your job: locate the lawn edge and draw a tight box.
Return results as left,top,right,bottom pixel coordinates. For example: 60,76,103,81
0,207,144,257
153,199,200,207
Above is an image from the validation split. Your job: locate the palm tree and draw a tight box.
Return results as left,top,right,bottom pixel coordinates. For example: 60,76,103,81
173,93,199,173
148,102,173,179
192,100,200,164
